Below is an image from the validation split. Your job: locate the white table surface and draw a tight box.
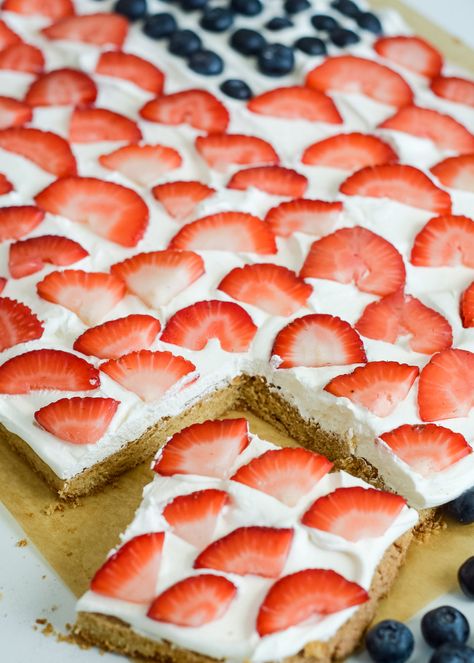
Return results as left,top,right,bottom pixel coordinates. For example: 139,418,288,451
1,1,474,661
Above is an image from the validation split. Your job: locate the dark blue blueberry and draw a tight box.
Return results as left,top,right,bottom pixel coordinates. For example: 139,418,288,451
430,643,474,663
200,7,234,32
422,606,470,648
168,29,202,56
265,16,293,31
114,0,147,20
284,0,310,14
458,556,474,598
230,28,266,55
188,49,224,75
330,0,361,17
220,78,253,100
365,620,414,663
294,36,326,55
181,0,208,9
446,487,474,524
356,11,383,34
330,27,360,47
311,14,339,31
143,13,177,39
258,43,294,77
230,0,263,16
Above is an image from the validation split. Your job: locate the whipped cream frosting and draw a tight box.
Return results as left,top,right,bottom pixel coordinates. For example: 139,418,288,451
0,0,473,509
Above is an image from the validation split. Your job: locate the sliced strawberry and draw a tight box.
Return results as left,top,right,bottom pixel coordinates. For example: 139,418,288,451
3,0,74,19
0,128,77,177
153,418,249,478
231,447,333,507
35,177,149,247
0,173,13,194
0,96,32,130
265,199,342,238
431,155,474,193
73,314,161,360
417,348,474,421
257,568,368,637
302,133,398,171
380,106,474,154
91,532,164,604
228,166,308,197
218,263,312,316
152,181,215,220
96,51,164,95
374,36,443,78
302,486,406,541
0,205,44,241
0,297,43,352
35,396,119,445
356,290,453,355
340,164,452,214
42,13,128,49
69,108,141,144
163,488,230,548
306,56,413,108
0,348,99,394
410,215,474,267
324,361,419,417
194,526,293,578
460,282,474,328
300,227,405,296
37,269,126,326
161,300,257,352
0,19,21,50
9,235,88,278
148,574,236,627
195,133,279,171
0,43,44,74
140,89,229,133
380,424,472,477
99,144,182,187
111,250,204,309
101,350,196,402
430,76,474,108
247,86,342,123
168,211,276,254
25,69,96,108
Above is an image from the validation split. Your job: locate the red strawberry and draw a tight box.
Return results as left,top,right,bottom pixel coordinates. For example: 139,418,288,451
0,205,44,241
257,568,368,636
410,215,474,267
228,166,308,197
73,314,161,360
306,56,413,108
35,396,119,445
302,133,398,171
37,270,126,326
324,361,419,417
374,36,443,78
163,488,230,548
265,199,342,238
0,173,13,194
168,211,276,254
380,106,474,154
154,418,249,478
111,250,204,308
417,348,474,421
430,76,474,108
0,96,32,130
231,447,333,506
148,574,236,627
99,144,182,187
25,68,96,108
96,51,164,95
42,13,128,49
0,128,77,177
380,424,471,477
194,526,293,578
69,108,141,144
140,89,229,133
101,350,196,402
302,486,406,541
0,348,100,394
431,155,474,193
0,19,21,50
0,43,44,74
35,177,149,247
152,181,215,220
300,227,406,296
218,263,312,316
340,164,452,214
195,133,279,171
9,235,88,279
272,314,366,369
0,297,43,352
91,532,165,604
356,290,453,355
0,278,5,294
460,281,474,328
3,0,74,19
247,86,342,123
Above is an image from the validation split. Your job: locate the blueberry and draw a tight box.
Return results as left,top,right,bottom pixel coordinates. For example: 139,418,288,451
356,11,383,34
330,27,360,47
445,487,474,524
181,0,208,9
365,620,414,663
294,36,326,55
143,13,177,39
258,43,294,77
430,643,474,663
200,7,234,32
114,0,147,20
230,0,263,16
220,78,253,100
168,29,202,56
265,16,293,31
422,606,470,648
284,0,311,14
459,556,474,598
311,14,339,31
330,0,361,17
188,49,224,75
230,28,266,55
